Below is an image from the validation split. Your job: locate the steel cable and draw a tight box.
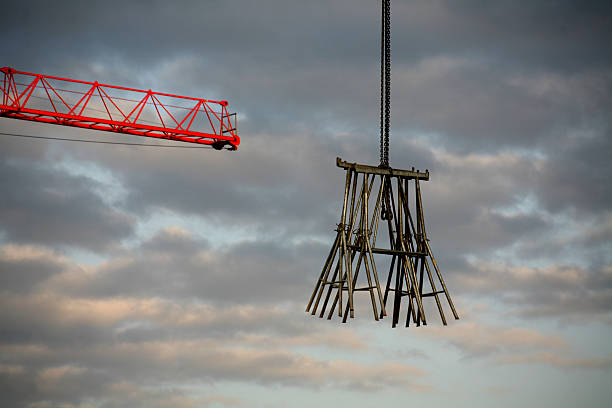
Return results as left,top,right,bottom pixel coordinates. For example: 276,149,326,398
0,131,224,149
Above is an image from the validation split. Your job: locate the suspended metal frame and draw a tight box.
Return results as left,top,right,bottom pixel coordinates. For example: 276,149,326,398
306,159,459,327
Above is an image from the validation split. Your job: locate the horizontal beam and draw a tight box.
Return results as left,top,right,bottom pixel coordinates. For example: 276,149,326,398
348,245,426,257
336,157,429,180
422,291,446,297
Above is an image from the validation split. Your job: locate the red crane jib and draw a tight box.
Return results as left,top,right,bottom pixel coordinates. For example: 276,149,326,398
0,67,239,150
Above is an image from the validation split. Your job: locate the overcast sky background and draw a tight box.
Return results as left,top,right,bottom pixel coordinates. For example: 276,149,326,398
1,1,611,407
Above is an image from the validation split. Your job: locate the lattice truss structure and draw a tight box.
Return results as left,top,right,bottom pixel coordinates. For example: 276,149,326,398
307,158,459,328
0,67,239,150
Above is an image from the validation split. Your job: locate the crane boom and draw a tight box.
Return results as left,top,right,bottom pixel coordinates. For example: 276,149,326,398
0,67,239,150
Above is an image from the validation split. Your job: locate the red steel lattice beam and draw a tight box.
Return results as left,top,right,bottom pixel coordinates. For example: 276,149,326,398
0,67,240,150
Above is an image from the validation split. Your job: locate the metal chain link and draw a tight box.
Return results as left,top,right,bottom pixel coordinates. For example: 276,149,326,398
380,0,391,167
380,0,385,166
384,0,391,167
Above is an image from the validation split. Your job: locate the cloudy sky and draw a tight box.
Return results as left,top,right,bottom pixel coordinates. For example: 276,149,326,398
1,1,611,407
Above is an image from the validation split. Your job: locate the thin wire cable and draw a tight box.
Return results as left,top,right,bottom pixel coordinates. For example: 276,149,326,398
0,131,225,149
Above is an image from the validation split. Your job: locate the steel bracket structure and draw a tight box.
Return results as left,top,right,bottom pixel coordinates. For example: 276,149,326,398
0,67,239,150
306,158,459,328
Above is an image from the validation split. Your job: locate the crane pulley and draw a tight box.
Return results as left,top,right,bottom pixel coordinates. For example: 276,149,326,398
0,67,239,150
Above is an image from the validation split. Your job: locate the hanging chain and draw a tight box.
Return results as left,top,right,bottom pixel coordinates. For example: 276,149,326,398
384,0,391,166
379,0,385,166
380,0,393,220
380,0,391,167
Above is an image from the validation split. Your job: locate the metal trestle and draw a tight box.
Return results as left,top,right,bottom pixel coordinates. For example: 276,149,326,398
306,158,459,328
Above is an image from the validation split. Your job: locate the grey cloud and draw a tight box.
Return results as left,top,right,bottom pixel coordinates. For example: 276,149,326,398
455,261,612,321
536,130,612,215
1,1,376,69
511,211,612,270
0,275,419,406
418,319,612,371
60,130,345,239
392,1,612,71
495,352,612,371
5,1,611,71
0,366,34,408
415,149,542,251
98,386,241,408
0,157,135,251
419,321,567,358
54,227,320,305
0,234,361,348
389,60,612,153
0,246,72,293
0,339,422,408
0,121,50,161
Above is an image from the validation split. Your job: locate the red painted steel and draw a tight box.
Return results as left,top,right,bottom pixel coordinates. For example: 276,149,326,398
0,67,239,150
